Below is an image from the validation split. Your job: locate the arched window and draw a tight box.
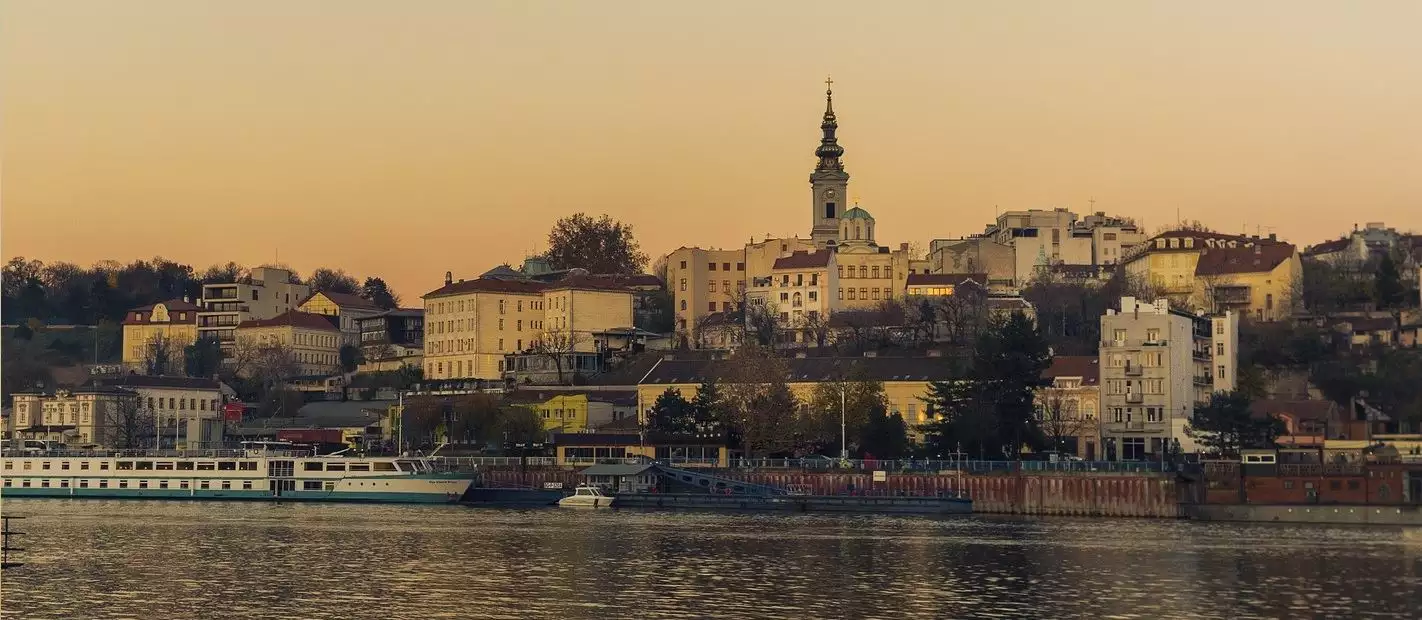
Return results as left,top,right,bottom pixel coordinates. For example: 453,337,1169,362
792,292,803,308
867,223,873,240
855,223,862,240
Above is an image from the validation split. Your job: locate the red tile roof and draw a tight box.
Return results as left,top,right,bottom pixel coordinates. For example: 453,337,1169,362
423,278,547,299
1304,238,1351,255
773,250,833,270
122,299,202,325
1194,244,1295,276
1043,356,1099,385
236,310,340,331
544,274,635,293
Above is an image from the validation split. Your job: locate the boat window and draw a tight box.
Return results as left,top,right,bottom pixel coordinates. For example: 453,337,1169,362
348,463,370,472
396,460,422,472
159,481,169,489
22,480,30,487
303,462,323,472
61,461,71,470
136,461,154,470
373,462,396,472
156,462,175,470
116,461,133,470
22,462,32,470
176,462,194,471
221,481,231,490
241,481,253,490
100,462,110,470
197,462,216,470
41,462,51,470
2,479,8,487
238,461,257,471
79,480,88,488
303,481,322,490
200,481,210,489
60,480,69,488
80,461,90,470
217,462,236,471
180,481,189,489
99,480,109,488
324,481,336,491
41,480,50,488
1,461,9,470
325,463,346,471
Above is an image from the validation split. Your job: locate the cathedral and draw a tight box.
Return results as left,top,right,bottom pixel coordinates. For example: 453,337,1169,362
666,80,923,346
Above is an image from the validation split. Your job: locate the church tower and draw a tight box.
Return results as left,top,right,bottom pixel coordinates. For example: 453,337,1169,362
810,77,849,247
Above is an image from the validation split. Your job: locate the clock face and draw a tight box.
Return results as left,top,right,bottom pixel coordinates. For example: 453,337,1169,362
824,189,837,200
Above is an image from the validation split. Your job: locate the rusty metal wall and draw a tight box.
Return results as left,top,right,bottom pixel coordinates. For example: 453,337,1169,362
480,469,1185,518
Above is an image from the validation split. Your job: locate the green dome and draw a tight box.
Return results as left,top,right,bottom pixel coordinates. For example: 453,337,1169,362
842,206,873,220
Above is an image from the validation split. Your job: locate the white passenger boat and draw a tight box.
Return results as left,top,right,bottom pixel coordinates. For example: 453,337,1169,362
558,484,615,508
0,442,473,504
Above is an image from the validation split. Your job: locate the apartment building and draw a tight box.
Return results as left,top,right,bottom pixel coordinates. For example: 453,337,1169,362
94,375,228,449
298,291,381,347
421,274,634,381
746,249,838,343
121,298,201,372
1037,356,1102,459
10,387,137,446
197,266,311,356
990,209,1095,281
1122,230,1301,321
233,310,342,377
666,246,746,342
1099,297,1237,461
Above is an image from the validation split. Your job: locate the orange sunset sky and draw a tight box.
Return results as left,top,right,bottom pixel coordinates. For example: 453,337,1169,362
3,1,1420,300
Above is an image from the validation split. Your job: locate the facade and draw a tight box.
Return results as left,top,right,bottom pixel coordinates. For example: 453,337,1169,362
1037,356,1102,459
10,387,137,447
421,274,635,381
927,237,1017,291
1122,230,1301,322
1078,211,1147,266
636,356,954,430
666,246,747,343
298,291,381,347
507,391,625,434
197,266,311,356
94,375,227,449
356,308,426,371
233,310,343,377
1098,297,1237,460
746,249,838,343
121,298,201,372
990,209,1094,282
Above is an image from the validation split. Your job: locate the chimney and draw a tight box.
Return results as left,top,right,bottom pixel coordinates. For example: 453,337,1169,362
444,271,453,285
1268,233,1277,241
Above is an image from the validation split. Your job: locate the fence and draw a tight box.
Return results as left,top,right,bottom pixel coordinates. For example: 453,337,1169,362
432,455,1172,474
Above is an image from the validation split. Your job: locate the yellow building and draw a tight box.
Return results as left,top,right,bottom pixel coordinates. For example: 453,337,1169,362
10,387,138,447
637,356,953,429
1123,230,1302,322
746,249,838,343
233,310,342,377
666,238,815,345
1036,356,1102,460
122,299,201,372
298,291,381,347
422,274,635,381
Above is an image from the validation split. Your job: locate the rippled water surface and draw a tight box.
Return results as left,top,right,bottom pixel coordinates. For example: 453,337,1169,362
2,499,1420,619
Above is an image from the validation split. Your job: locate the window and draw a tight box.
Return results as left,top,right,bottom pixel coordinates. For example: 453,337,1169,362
680,278,687,292
736,263,744,271
304,480,323,490
517,320,522,331
871,266,880,279
1216,343,1225,356
242,481,253,490
221,481,231,490
1146,329,1160,342
825,201,836,219
848,289,856,300
1216,323,1224,335
1217,365,1225,378
1266,294,1274,310
871,288,880,300
1112,329,1127,343
722,280,730,292
238,461,257,471
858,266,867,279
498,318,504,330
709,262,717,271
680,300,687,311
708,282,716,293
859,288,868,300
708,302,716,312
838,289,844,300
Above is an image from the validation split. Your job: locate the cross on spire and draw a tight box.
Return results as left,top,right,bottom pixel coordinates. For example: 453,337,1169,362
825,75,834,93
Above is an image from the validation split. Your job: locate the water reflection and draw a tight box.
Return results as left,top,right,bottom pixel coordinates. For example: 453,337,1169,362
2,500,1419,619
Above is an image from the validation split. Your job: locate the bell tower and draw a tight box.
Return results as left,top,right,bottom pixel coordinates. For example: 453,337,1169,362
810,76,849,247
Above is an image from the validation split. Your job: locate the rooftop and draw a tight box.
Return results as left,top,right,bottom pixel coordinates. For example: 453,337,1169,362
91,375,222,391
1194,244,1296,276
641,356,955,385
773,250,834,270
1043,356,1100,385
236,310,341,331
300,291,379,310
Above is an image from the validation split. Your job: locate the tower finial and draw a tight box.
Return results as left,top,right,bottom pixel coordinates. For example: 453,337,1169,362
814,76,843,172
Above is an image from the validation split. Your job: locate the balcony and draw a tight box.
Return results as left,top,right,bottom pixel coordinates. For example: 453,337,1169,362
1193,376,1212,386
1192,349,1211,361
1126,393,1144,404
1125,363,1142,376
203,286,239,300
1212,285,1251,306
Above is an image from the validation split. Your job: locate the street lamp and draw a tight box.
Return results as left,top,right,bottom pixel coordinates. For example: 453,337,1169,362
839,385,848,461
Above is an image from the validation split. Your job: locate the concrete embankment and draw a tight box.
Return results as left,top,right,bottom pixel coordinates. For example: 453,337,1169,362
1187,504,1422,525
480,468,1186,518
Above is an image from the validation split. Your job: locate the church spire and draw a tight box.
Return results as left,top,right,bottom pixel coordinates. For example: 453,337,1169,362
815,76,844,172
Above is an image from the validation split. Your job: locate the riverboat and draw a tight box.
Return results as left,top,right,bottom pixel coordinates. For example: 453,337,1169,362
0,442,473,504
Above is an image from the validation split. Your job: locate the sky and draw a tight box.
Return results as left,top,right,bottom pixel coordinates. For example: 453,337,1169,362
3,1,1420,300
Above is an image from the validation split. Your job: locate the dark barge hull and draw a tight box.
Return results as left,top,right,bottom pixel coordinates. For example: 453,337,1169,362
614,493,973,515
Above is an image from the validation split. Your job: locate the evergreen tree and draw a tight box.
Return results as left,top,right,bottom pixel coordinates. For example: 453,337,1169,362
648,388,696,434
860,408,910,459
923,312,1052,458
360,277,401,310
1187,391,1284,457
1375,254,1405,309
689,380,722,433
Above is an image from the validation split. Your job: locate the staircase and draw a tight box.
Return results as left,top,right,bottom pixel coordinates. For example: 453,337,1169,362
652,463,787,497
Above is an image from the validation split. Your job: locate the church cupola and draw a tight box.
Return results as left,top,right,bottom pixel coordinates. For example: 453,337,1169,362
809,76,851,248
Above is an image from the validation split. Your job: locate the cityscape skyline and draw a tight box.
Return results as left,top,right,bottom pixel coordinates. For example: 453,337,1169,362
4,1,1421,298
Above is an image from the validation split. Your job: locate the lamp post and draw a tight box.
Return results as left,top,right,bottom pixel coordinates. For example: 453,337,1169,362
839,385,848,461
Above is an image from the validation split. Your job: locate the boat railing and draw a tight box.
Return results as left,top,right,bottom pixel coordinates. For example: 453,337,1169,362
0,448,317,459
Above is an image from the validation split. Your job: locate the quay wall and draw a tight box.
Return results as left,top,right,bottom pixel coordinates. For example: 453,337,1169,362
1188,504,1422,525
480,468,1185,518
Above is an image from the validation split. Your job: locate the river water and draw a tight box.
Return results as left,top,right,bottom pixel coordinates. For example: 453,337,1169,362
1,499,1419,619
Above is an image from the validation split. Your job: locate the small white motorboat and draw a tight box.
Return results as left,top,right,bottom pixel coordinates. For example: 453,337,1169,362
558,484,615,508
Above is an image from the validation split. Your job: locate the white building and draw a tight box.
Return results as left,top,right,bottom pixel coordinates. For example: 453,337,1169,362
1099,297,1237,460
197,266,311,357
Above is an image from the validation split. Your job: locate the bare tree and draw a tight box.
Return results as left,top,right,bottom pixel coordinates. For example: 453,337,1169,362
721,344,799,458
742,296,781,347
102,391,152,449
141,332,190,376
1037,387,1092,455
530,328,589,385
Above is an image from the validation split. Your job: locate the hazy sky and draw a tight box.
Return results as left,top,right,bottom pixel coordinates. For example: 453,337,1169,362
4,1,1420,300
